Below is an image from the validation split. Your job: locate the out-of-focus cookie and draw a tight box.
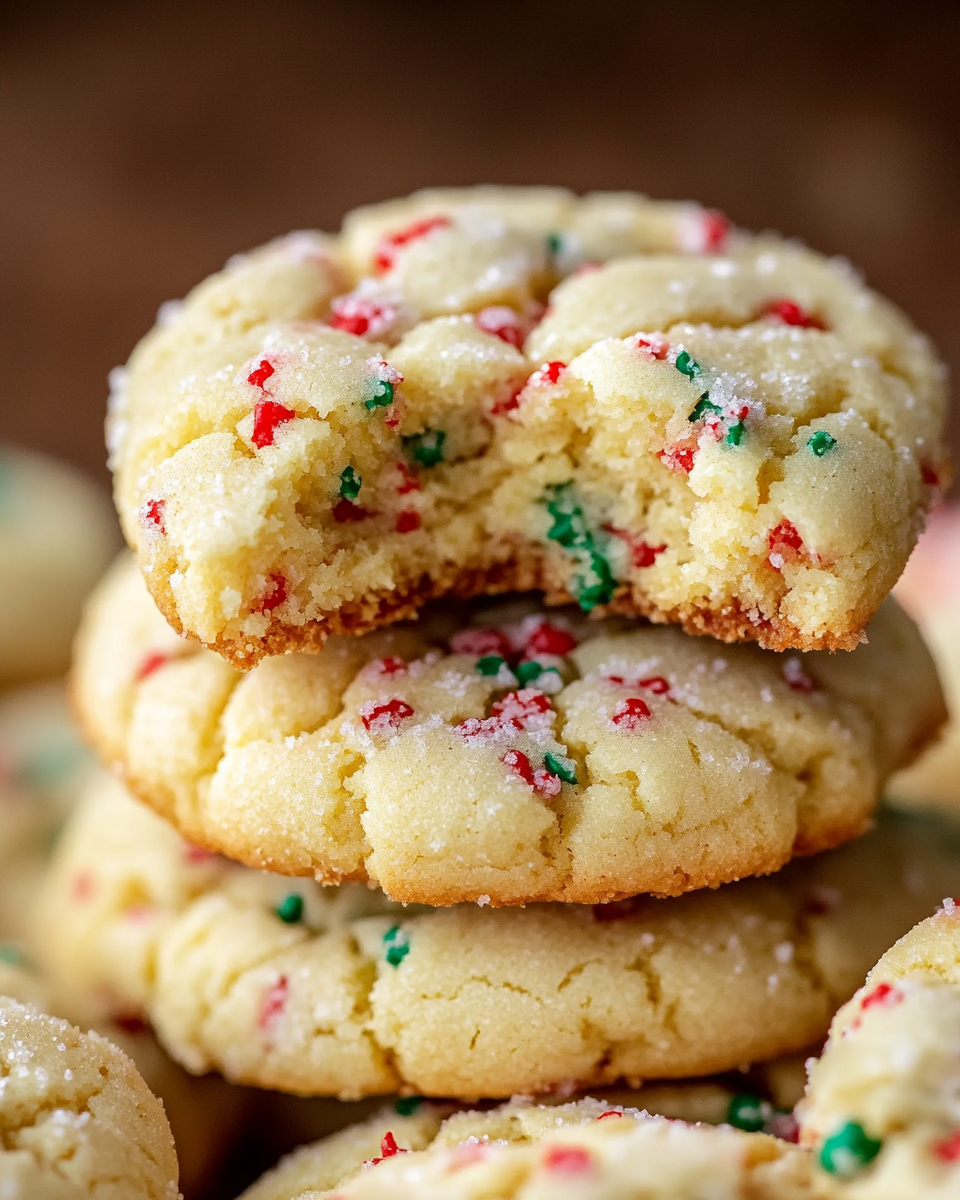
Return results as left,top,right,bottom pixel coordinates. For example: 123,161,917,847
32,774,960,1101
73,556,944,906
0,997,179,1199
0,444,118,685
109,189,948,666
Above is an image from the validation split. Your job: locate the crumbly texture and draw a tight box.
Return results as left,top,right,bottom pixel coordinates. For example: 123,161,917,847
239,1099,814,1200
0,998,179,1199
73,557,944,905
891,503,960,811
0,444,119,685
32,775,960,1100
109,188,949,666
797,911,960,1198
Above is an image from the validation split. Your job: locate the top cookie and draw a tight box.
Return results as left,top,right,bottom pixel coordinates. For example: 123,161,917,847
108,187,949,666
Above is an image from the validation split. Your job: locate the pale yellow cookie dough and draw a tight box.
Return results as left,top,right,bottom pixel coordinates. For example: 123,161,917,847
32,775,960,1100
73,556,944,905
0,998,179,1199
109,188,948,666
0,444,118,685
238,1099,814,1200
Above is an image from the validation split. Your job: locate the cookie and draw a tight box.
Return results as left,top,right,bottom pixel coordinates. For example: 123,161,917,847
32,774,960,1100
108,188,948,666
238,1098,813,1200
73,556,944,906
891,503,960,811
0,997,178,1199
0,444,118,685
797,908,960,1196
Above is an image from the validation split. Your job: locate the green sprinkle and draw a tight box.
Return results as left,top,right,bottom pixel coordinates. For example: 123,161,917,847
18,743,85,790
384,925,410,967
339,466,362,500
0,943,25,967
477,655,507,677
540,483,617,612
818,1121,882,1178
725,421,745,446
674,350,702,380
514,661,544,686
807,430,837,457
275,894,304,925
546,232,564,258
575,550,617,610
544,752,578,785
688,394,721,423
364,379,394,410
726,1093,771,1134
403,429,446,468
395,1096,423,1116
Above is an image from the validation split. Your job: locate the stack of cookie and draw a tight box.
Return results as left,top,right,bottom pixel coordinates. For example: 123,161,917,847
28,188,959,1196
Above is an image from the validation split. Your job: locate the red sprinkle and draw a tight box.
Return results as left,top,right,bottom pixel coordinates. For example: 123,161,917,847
542,1145,592,1176
861,981,902,1012
135,651,171,681
502,749,535,785
612,697,652,730
450,628,514,659
699,210,730,253
489,385,524,417
768,520,805,570
934,1131,960,1163
256,573,287,613
246,359,275,390
395,462,421,494
657,445,696,475
526,622,577,657
762,299,826,330
184,844,218,864
333,499,375,523
457,714,523,740
639,677,670,694
374,215,452,273
328,296,394,338
491,690,552,727
922,462,941,488
252,400,297,449
140,499,166,535
476,306,525,348
71,871,95,902
367,1131,410,1167
258,976,289,1030
632,334,670,359
375,656,408,676
533,769,562,798
783,657,814,694
360,699,415,734
596,1110,624,1121
396,510,421,534
529,361,566,387
602,525,668,569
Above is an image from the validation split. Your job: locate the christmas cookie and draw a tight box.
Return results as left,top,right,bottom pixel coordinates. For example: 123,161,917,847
0,998,179,1199
74,556,945,905
108,188,948,666
239,1097,813,1200
0,444,118,685
33,775,960,1100
798,908,960,1196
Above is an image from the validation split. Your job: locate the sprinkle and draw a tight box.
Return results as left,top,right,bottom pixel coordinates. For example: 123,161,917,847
726,1094,772,1134
489,385,524,417
769,1113,800,1143
596,1110,623,1121
369,1131,409,1165
374,215,452,273
448,1142,490,1171
139,498,166,535
339,466,362,500
403,429,446,467
451,629,513,659
492,690,552,727
860,981,902,1013
807,430,837,457
611,698,652,731
657,445,696,474
476,306,525,348
689,394,721,423
541,482,616,610
545,231,564,258
72,871,95,902
502,749,535,786
818,1121,882,1178
252,400,297,449
526,622,577,656
477,655,508,677
783,657,814,693
364,379,394,410
333,499,375,523
725,421,745,446
762,300,825,329
602,525,668,570
396,510,421,533
329,295,395,338
678,208,730,253
514,660,548,687
542,1145,592,1176
256,573,287,613
375,656,408,676
674,350,703,380
0,943,24,966
184,844,218,864
360,699,414,734
275,894,304,924
933,1131,960,1163
246,359,275,390
258,976,289,1030
922,462,940,488
394,1096,423,1116
383,926,410,966
395,462,421,494
633,333,670,359
135,651,171,681
768,520,805,571
942,898,960,916
543,751,578,785
457,714,521,741
533,770,562,798
529,360,566,387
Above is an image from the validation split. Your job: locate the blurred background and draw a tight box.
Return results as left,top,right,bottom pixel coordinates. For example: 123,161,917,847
1,0,960,489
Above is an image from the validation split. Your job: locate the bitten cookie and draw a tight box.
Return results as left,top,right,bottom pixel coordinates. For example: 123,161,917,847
0,998,179,1199
32,774,960,1100
238,1098,814,1200
797,908,960,1196
108,188,949,666
73,556,944,906
0,444,118,685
